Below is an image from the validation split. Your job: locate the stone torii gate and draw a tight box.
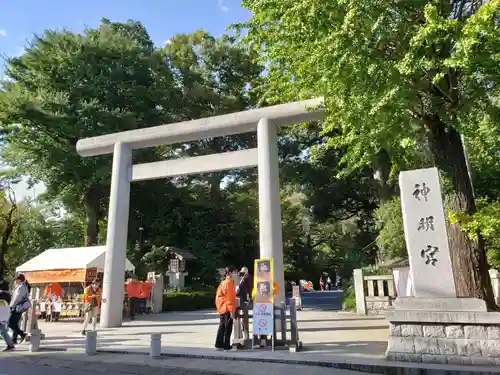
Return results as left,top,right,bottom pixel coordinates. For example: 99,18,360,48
76,97,324,328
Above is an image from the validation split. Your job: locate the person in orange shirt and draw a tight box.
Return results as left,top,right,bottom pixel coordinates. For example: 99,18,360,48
215,266,237,351
140,281,152,314
126,277,142,320
81,279,102,335
44,283,62,299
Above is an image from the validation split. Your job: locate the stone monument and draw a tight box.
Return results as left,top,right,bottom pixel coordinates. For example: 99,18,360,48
399,167,455,297
386,167,500,365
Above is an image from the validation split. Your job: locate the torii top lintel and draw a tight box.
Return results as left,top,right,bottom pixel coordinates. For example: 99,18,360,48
76,97,324,157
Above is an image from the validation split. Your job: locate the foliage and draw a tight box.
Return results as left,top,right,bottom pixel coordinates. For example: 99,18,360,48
374,197,406,261
240,0,500,306
4,205,85,282
449,199,500,270
0,19,180,246
341,265,391,311
162,289,214,312
342,282,356,311
0,19,414,288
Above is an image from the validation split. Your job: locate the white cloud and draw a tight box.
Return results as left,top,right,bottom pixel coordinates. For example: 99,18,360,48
218,0,229,12
0,29,7,37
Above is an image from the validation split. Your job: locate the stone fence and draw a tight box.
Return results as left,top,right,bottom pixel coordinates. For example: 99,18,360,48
353,269,396,315
353,268,500,315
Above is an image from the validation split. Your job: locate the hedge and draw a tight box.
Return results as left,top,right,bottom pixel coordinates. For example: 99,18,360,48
162,290,215,312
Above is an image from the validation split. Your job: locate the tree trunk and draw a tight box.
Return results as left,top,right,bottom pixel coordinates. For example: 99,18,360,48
209,173,223,203
372,149,393,203
0,224,13,280
424,115,496,310
372,149,393,264
0,236,6,280
84,185,101,247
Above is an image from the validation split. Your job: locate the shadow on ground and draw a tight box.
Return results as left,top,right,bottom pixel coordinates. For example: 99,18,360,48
306,341,388,356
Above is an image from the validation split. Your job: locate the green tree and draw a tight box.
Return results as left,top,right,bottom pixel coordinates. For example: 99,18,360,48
0,180,27,279
374,197,406,261
0,19,180,246
241,0,500,308
163,30,264,201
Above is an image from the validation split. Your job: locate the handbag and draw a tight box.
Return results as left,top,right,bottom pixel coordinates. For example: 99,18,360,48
14,300,31,314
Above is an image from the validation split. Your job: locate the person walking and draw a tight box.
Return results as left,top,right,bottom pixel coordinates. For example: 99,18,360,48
319,276,325,291
126,277,141,320
8,274,30,345
326,276,332,291
215,266,236,351
81,279,102,335
0,280,14,351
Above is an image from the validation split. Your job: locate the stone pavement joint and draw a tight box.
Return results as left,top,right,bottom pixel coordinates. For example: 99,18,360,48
4,355,231,375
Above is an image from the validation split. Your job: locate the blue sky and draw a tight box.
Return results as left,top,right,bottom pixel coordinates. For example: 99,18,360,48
0,0,251,200
0,0,251,78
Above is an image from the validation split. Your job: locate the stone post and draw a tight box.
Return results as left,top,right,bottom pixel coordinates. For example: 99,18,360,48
489,269,500,305
85,330,98,356
150,333,161,358
257,117,285,306
353,269,366,315
100,142,132,328
29,329,41,352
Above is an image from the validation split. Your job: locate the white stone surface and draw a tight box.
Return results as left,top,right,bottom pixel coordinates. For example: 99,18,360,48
399,167,456,297
257,118,285,306
489,269,500,305
100,142,132,328
76,98,324,157
130,149,258,181
387,310,500,324
394,297,486,312
353,269,366,315
392,267,414,297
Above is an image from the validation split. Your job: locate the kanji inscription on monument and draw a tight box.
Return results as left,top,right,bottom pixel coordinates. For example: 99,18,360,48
399,167,456,297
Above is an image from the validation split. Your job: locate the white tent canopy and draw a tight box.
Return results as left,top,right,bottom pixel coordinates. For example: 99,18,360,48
16,246,135,273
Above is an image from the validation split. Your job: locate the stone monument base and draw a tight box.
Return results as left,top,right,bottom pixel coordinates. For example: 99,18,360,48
386,297,500,365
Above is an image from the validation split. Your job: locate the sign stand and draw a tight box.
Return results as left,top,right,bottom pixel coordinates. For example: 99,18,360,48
252,258,275,351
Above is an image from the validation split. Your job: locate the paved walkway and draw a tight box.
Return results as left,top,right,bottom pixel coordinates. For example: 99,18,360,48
6,311,500,374
2,351,380,375
33,310,389,360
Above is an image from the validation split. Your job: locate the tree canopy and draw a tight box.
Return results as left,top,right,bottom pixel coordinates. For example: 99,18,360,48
240,0,500,307
0,7,497,303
